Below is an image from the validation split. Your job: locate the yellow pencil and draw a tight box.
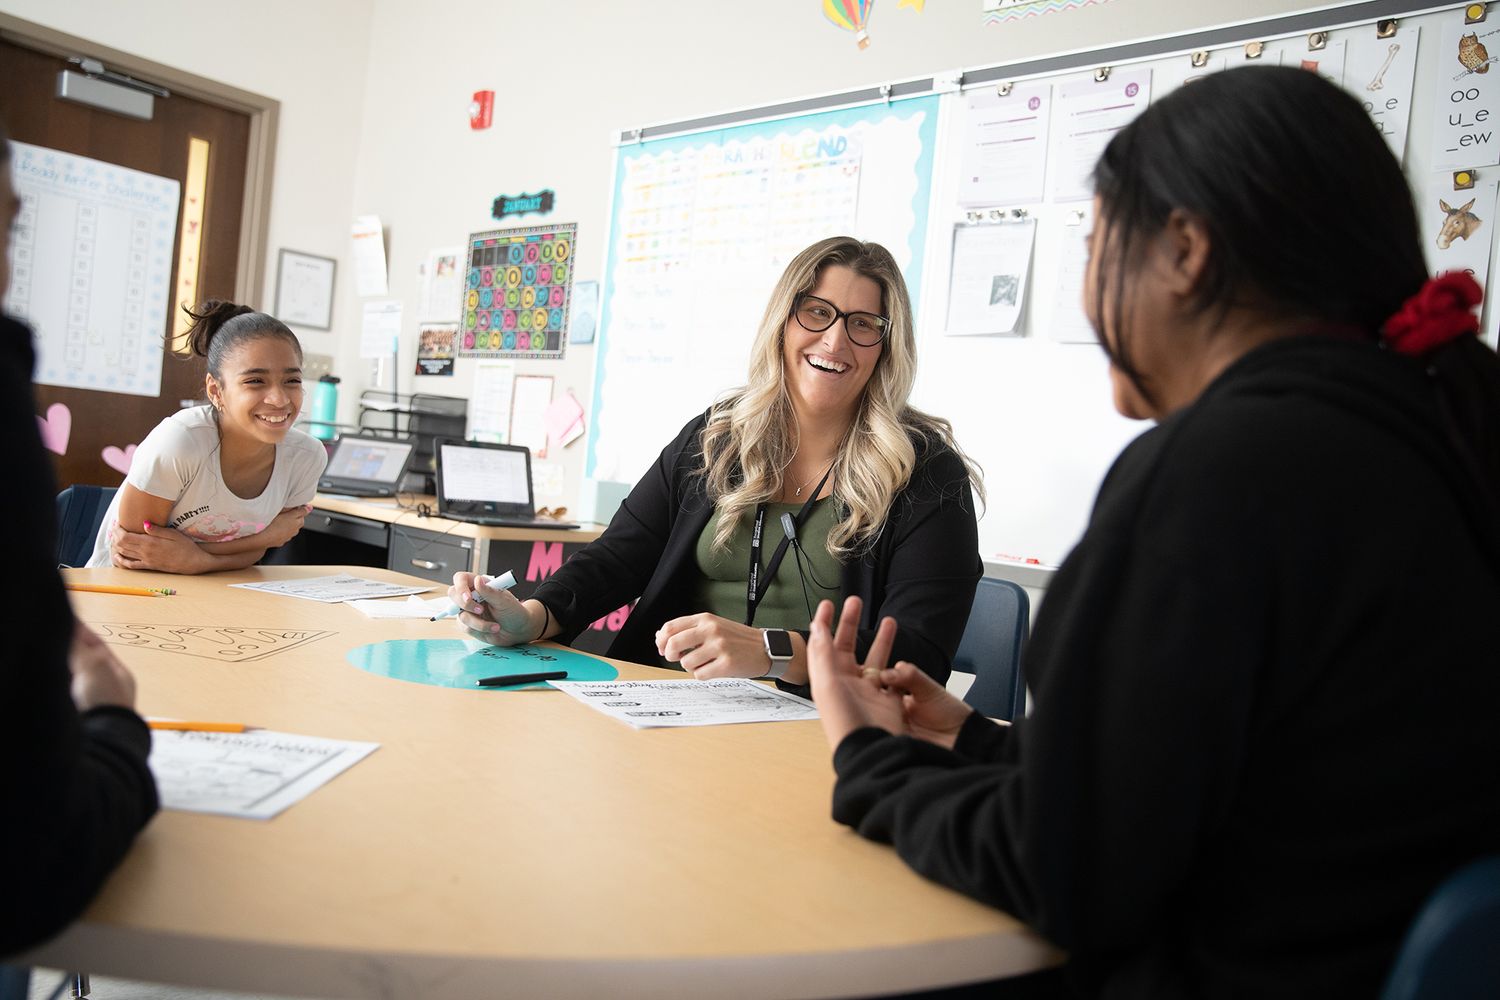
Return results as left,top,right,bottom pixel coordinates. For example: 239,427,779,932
148,721,247,733
66,584,176,597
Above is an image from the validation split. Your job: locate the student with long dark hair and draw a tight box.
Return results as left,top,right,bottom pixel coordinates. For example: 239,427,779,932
0,122,159,962
807,67,1500,998
87,302,327,572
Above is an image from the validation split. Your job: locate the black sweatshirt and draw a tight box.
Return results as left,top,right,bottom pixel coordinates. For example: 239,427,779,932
533,411,982,686
831,335,1500,999
2,315,159,956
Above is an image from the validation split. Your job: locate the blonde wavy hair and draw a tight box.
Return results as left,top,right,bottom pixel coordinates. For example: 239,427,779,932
699,236,983,560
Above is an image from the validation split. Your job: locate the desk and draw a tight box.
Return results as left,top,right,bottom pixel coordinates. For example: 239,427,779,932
27,566,1060,998
298,496,619,653
306,493,604,579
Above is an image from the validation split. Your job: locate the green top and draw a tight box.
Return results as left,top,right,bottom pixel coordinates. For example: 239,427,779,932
693,498,844,632
650,499,845,671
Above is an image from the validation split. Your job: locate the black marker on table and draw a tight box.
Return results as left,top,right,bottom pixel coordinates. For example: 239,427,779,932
476,670,568,687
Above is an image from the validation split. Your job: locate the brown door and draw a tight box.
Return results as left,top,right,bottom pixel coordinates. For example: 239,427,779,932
0,36,250,488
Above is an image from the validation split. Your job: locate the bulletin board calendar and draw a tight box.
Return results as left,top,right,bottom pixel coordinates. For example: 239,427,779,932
4,143,180,397
459,223,575,360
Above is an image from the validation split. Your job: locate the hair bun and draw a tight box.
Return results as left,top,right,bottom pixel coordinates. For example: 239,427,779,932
183,299,256,358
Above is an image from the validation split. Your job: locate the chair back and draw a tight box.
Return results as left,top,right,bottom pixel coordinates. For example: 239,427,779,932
1381,855,1500,1000
55,485,117,568
954,577,1029,721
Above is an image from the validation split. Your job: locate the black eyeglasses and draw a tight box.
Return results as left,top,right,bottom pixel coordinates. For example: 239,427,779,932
792,294,889,347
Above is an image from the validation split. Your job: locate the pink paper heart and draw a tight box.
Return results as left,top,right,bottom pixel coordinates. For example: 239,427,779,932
102,444,138,475
36,402,71,455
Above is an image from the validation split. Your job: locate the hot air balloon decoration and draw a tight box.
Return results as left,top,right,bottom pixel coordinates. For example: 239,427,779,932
824,0,875,49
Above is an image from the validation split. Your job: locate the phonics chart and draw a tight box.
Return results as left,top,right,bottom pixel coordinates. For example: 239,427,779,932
460,222,576,360
5,143,180,397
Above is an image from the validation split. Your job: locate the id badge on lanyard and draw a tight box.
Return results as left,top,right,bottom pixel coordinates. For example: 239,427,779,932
744,465,832,626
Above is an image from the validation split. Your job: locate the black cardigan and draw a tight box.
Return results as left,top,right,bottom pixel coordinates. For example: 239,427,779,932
2,315,159,956
830,336,1500,999
533,411,982,685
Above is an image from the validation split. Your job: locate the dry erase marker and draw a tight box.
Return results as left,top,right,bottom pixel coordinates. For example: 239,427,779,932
430,570,517,620
476,670,568,687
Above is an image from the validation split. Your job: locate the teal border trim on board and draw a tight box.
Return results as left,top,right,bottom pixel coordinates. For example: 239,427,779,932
587,95,940,478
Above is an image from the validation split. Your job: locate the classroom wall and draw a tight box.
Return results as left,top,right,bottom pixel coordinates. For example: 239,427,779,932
0,0,374,385
4,0,1331,554
349,0,1328,525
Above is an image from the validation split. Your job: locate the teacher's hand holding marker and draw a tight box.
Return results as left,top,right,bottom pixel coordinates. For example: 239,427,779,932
441,570,557,644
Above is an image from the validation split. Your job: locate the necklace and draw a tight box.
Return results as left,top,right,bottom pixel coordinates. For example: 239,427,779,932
790,462,832,498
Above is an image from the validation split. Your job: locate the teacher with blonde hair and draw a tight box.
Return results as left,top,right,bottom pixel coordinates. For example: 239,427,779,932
448,235,983,689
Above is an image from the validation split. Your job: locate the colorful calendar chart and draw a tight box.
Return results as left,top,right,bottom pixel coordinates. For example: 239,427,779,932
5,143,180,397
459,223,575,360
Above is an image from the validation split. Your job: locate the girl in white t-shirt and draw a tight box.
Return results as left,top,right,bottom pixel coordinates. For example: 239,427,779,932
88,301,328,573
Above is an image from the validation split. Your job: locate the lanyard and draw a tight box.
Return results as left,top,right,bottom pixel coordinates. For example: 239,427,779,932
745,465,833,626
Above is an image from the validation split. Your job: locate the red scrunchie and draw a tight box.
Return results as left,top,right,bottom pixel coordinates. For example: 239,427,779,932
1383,271,1483,357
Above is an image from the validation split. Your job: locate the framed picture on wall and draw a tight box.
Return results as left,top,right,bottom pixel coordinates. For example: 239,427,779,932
274,249,337,330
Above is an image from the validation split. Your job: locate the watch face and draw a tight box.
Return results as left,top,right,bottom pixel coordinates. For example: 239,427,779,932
765,629,794,658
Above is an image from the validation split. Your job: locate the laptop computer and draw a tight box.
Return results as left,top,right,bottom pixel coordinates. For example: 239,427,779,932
318,434,416,498
435,438,579,529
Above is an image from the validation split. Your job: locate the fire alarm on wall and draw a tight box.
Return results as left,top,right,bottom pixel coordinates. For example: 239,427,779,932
469,90,494,130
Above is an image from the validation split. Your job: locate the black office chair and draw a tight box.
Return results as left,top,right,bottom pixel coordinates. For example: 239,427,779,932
953,577,1030,722
55,485,118,568
1381,855,1500,1000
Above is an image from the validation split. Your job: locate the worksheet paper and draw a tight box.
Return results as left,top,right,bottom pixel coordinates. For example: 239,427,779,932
231,574,433,603
550,677,818,728
1048,68,1152,203
149,728,378,820
946,221,1036,336
958,83,1052,207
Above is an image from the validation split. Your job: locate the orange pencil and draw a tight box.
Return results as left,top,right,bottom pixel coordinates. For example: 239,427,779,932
66,584,175,597
148,721,247,733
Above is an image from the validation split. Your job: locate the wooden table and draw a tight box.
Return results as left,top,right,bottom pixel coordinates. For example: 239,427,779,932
25,566,1059,998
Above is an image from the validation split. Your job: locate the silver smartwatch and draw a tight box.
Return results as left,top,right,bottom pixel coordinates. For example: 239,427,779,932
761,628,794,680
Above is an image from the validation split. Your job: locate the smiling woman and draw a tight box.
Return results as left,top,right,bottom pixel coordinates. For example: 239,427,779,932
85,301,328,574
446,236,985,696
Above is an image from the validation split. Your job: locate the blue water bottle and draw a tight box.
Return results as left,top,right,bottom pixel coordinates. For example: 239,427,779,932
310,375,340,441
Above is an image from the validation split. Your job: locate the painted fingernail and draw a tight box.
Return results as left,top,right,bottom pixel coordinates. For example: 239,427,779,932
143,521,152,530
489,624,501,633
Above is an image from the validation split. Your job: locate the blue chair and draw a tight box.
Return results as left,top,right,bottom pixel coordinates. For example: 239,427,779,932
1381,856,1500,1000
953,577,1030,722
55,485,118,568
0,965,29,1000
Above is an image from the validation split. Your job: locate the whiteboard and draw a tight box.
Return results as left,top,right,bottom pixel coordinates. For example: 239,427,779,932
4,143,180,397
587,96,940,483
